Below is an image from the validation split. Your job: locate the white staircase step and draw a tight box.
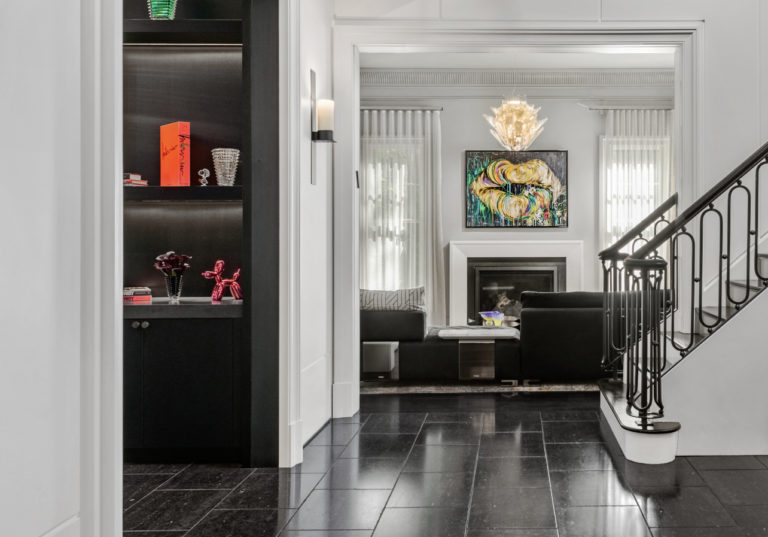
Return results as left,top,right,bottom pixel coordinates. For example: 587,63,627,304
598,379,680,465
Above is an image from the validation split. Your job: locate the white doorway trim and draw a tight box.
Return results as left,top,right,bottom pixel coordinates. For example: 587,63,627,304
331,21,702,418
80,0,122,534
80,1,309,533
279,0,305,468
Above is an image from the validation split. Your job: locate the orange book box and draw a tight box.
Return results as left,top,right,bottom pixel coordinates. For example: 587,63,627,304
160,121,190,186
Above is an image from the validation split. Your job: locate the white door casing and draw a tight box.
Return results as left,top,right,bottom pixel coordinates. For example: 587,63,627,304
332,21,701,418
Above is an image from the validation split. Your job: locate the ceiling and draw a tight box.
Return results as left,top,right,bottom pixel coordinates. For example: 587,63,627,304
360,49,676,70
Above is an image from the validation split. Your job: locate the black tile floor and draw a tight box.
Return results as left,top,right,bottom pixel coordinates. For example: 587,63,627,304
123,393,768,536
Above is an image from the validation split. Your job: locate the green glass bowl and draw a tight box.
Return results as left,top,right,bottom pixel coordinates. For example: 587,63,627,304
147,0,178,20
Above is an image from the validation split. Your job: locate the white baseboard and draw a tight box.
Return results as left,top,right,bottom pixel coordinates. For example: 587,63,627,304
333,381,358,418
39,516,80,537
287,419,303,467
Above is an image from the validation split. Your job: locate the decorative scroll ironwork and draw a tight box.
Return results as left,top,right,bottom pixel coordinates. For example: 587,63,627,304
599,195,678,375
600,143,768,426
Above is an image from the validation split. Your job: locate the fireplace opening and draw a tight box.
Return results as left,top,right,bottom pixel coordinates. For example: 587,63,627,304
466,257,566,326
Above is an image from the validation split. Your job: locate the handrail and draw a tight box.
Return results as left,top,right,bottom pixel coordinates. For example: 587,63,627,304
603,139,768,429
598,193,678,260
630,140,768,261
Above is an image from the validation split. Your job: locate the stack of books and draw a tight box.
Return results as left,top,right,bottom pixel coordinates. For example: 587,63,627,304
124,173,148,187
123,287,152,304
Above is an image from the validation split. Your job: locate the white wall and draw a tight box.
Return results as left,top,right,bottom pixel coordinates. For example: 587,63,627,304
444,100,603,290
0,0,85,535
664,288,768,455
335,0,768,448
361,96,606,290
299,0,335,443
338,0,768,193
332,0,768,419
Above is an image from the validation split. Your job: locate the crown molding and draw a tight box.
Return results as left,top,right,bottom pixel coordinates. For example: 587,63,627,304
361,96,675,108
360,68,674,88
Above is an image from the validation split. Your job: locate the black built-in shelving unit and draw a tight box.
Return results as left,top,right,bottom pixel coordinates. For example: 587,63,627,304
122,0,279,467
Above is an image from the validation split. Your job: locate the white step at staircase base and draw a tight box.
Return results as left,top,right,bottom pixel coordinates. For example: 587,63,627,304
599,380,680,465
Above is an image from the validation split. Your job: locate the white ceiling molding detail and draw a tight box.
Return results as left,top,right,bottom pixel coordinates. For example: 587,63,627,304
577,99,674,110
360,68,674,88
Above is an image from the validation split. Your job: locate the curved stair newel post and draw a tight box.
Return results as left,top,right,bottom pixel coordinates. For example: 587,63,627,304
599,193,678,377
599,141,768,463
601,246,681,465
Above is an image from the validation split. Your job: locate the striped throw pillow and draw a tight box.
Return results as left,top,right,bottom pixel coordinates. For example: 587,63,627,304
360,287,426,312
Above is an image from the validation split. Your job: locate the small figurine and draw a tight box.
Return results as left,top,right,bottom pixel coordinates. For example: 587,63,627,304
198,168,211,187
202,260,243,301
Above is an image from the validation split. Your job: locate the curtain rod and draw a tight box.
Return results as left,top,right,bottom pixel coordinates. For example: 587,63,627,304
360,105,444,111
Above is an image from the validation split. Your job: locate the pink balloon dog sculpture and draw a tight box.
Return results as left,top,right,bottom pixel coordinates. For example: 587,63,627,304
202,260,243,301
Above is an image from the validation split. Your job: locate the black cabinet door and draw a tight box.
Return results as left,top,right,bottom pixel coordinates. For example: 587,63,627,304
140,319,238,449
124,320,144,449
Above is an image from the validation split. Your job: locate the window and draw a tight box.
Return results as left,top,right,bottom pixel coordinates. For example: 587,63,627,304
359,109,446,324
599,109,673,250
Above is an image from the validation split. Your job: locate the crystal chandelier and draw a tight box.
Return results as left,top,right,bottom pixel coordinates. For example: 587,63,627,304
484,97,547,151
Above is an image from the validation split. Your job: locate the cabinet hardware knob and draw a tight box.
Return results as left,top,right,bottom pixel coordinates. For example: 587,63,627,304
131,321,140,329
141,321,150,329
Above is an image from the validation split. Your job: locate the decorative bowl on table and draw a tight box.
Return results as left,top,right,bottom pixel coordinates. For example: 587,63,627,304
479,311,505,327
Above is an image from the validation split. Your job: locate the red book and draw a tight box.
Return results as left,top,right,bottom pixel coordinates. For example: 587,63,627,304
123,295,152,304
160,121,190,186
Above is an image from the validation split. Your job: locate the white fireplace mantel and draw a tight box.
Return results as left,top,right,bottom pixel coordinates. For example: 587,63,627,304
448,240,585,326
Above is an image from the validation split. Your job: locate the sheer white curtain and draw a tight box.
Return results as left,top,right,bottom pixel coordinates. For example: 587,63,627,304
600,109,673,249
360,109,446,325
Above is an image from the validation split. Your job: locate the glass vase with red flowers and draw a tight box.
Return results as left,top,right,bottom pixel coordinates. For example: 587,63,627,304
154,251,191,303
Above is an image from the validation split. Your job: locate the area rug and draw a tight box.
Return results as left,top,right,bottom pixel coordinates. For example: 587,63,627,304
360,382,599,395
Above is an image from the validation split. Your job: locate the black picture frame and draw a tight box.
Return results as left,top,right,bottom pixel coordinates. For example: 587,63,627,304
465,150,569,228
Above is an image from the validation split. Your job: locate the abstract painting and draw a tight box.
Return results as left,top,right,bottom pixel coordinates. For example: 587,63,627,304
465,150,568,228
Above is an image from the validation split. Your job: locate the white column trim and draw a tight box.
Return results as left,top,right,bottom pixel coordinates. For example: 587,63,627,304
332,38,362,418
80,0,122,533
279,0,304,467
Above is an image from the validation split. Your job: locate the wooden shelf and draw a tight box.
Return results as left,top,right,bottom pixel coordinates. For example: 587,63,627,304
124,19,242,44
124,186,242,202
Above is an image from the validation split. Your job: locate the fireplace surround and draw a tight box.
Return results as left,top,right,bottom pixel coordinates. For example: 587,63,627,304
449,240,584,325
467,257,566,325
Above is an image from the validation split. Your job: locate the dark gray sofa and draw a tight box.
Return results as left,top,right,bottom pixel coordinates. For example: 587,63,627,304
519,291,605,381
360,310,520,382
361,290,614,383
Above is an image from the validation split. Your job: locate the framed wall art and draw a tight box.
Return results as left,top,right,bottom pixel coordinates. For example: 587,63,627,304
465,150,568,228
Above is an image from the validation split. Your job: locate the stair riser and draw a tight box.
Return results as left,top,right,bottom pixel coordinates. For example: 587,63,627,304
694,315,711,337
695,308,739,336
727,283,758,307
759,255,768,276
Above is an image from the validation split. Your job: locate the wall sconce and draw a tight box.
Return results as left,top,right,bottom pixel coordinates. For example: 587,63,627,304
310,70,335,185
313,100,335,142
311,70,335,143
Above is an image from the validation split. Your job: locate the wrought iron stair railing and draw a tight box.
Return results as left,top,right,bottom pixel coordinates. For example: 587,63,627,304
600,140,768,428
599,193,678,377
